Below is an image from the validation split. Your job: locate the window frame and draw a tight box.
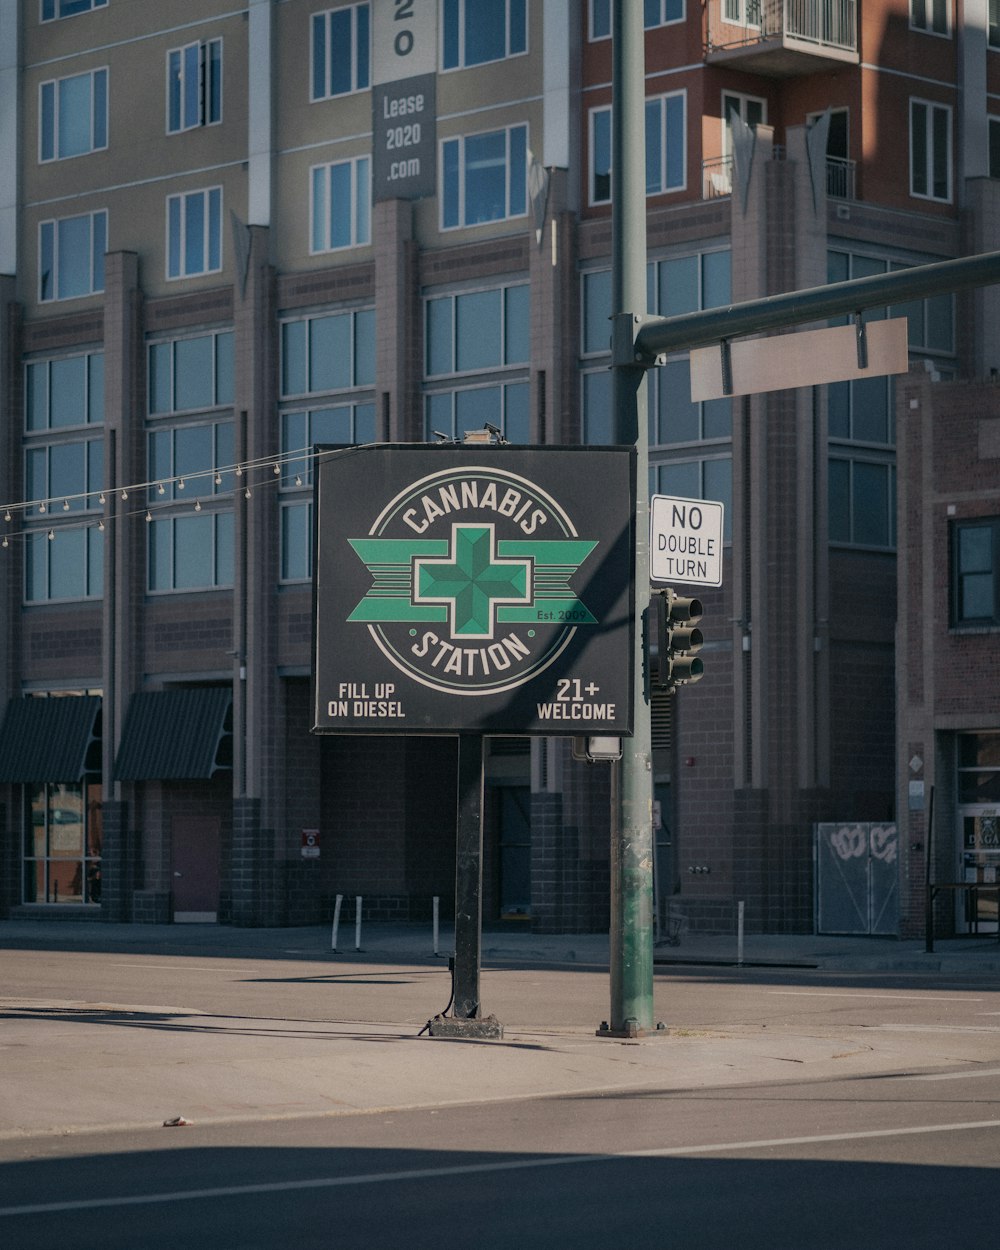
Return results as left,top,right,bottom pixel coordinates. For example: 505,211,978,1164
589,0,685,39
589,106,612,205
147,330,234,417
167,38,222,134
166,186,223,280
991,0,1000,48
39,209,107,303
910,0,950,38
442,0,528,71
311,3,370,101
645,90,687,197
41,0,107,21
951,518,1000,628
910,97,952,203
310,155,371,254
147,510,234,593
25,435,104,516
39,68,108,162
25,350,104,432
279,308,376,400
441,122,529,230
24,525,104,603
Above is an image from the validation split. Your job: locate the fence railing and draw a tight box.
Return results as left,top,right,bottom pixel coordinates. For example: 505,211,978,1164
701,153,855,201
709,0,857,54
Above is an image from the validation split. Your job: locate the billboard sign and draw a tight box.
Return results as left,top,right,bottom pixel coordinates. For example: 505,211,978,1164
313,445,635,735
372,0,437,202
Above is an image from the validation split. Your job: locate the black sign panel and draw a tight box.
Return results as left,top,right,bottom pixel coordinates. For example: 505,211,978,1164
372,73,436,202
312,445,635,736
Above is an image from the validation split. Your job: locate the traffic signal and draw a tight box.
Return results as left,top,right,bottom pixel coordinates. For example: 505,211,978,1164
654,588,704,690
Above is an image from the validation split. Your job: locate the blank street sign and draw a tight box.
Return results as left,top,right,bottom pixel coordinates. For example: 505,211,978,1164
689,317,909,403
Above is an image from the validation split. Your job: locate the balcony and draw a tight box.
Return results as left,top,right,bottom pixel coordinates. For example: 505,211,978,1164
701,153,856,201
706,0,859,77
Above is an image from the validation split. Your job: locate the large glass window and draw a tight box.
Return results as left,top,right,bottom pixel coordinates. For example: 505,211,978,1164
22,351,104,601
312,4,370,100
40,69,107,161
280,309,374,398
910,98,952,202
311,157,371,252
146,330,234,593
148,422,234,499
443,0,527,69
991,0,1000,47
952,518,1000,627
423,284,529,442
148,512,233,591
990,117,1000,179
42,0,107,20
25,527,103,601
149,331,233,415
26,438,104,515
279,307,376,581
39,210,107,302
26,351,104,431
590,0,684,38
168,39,222,133
588,96,686,204
280,403,375,581
24,779,102,906
441,124,527,229
167,187,222,279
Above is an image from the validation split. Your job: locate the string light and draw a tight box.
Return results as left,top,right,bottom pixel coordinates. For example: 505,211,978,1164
157,482,165,495
177,479,185,491
1,536,7,548
39,502,47,514
235,465,243,477
145,510,152,523
294,474,302,487
214,472,222,485
3,510,10,522
47,529,54,541
121,489,128,501
98,520,105,531
99,493,106,505
272,463,280,475
62,500,70,511
194,500,202,512
244,486,251,498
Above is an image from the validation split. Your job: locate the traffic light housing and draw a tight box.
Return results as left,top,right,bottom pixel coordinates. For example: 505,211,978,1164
654,588,704,690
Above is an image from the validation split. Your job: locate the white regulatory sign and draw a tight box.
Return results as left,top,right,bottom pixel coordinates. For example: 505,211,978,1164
650,494,724,587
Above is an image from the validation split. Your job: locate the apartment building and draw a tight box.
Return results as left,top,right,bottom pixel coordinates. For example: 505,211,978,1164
0,0,997,939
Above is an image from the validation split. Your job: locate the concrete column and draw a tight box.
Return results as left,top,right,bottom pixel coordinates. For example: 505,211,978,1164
374,199,417,440
101,252,141,812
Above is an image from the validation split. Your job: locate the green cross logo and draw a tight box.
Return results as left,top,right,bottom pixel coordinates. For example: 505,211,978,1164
413,525,531,640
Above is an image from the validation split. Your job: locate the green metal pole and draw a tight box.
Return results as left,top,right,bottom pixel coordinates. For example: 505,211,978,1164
607,0,654,1036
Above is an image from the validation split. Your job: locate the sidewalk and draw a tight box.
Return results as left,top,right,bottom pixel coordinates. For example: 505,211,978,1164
2,916,999,972
2,917,999,1142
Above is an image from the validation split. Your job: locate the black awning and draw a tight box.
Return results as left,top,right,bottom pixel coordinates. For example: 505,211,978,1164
0,696,102,783
114,688,232,782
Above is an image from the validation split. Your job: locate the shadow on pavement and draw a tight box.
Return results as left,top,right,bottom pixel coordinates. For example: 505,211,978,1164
0,1144,996,1250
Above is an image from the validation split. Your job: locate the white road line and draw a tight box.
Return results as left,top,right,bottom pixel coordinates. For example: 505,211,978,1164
765,990,981,1002
3,1119,999,1218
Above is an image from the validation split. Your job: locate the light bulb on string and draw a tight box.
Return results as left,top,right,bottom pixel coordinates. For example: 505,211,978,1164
98,520,105,532
194,499,202,512
235,465,243,477
214,472,222,486
99,493,106,505
3,510,11,522
157,482,165,495
244,486,252,499
62,500,70,511
47,529,54,541
294,474,302,487
272,463,280,475
121,489,128,501
145,510,152,523
177,479,185,491
39,502,47,514
1,536,7,549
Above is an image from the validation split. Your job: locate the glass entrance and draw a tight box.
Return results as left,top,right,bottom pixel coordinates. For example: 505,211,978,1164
956,732,1000,933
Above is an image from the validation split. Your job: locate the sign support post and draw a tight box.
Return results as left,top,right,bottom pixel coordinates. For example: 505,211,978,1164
603,0,655,1039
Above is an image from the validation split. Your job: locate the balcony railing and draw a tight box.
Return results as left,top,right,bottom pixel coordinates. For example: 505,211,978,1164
701,153,856,201
707,0,858,74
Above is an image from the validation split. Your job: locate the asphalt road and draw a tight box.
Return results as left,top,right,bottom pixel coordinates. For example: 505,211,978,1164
2,946,999,1249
